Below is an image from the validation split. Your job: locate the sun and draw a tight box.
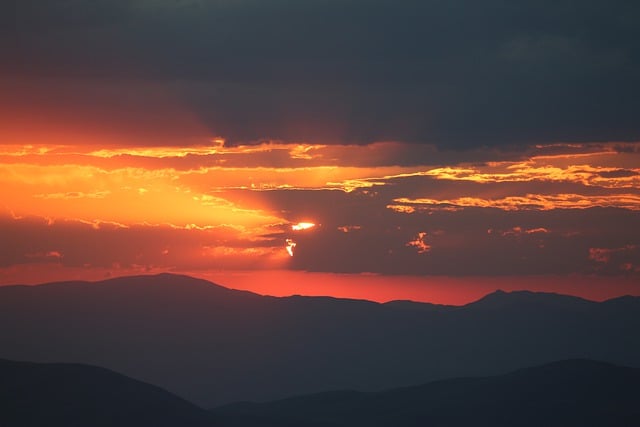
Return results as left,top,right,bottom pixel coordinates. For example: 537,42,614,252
285,222,317,256
291,222,316,231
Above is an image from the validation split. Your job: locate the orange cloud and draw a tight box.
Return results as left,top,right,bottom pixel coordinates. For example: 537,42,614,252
588,245,640,273
337,225,362,233
392,193,640,211
415,147,640,190
25,250,64,260
589,245,639,263
33,191,111,200
0,163,285,231
488,227,550,237
406,232,431,254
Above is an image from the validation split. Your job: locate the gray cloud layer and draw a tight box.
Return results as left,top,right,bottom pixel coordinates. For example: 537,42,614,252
4,0,640,146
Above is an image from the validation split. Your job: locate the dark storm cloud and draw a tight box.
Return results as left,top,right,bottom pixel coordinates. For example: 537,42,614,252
4,0,640,146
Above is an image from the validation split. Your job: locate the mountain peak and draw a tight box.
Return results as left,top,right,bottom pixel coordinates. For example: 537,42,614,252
467,289,592,309
33,272,233,294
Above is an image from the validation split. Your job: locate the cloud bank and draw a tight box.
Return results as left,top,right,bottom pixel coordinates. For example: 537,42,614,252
2,0,639,147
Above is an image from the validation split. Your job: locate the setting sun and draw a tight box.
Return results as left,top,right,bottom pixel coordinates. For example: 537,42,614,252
291,222,316,231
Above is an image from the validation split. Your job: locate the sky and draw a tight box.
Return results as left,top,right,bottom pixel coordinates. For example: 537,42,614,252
1,0,639,303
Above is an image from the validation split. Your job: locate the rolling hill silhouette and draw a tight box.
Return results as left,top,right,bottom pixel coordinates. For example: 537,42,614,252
1,273,639,407
2,358,637,427
0,358,211,427
212,359,640,426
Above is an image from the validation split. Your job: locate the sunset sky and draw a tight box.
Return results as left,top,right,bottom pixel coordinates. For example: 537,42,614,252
2,0,639,303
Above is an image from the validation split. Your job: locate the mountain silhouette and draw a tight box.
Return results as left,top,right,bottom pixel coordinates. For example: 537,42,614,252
212,359,640,426
1,273,639,407
3,357,638,427
0,358,211,427
467,288,592,309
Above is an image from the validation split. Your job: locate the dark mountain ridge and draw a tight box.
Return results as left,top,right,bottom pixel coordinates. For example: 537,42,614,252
0,358,212,427
3,357,639,427
1,273,639,407
212,359,640,427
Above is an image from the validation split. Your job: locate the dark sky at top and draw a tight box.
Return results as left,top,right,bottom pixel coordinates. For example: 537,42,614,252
3,0,640,147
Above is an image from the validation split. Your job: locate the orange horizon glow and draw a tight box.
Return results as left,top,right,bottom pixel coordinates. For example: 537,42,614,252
1,266,638,306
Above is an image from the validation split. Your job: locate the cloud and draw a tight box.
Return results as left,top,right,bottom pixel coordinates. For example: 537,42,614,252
33,191,111,200
0,213,289,273
489,227,550,237
406,232,431,254
589,244,639,263
337,225,361,233
3,1,640,147
24,250,64,261
1,141,638,278
391,193,640,211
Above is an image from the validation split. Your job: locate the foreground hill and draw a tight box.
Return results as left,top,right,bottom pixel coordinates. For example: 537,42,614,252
0,359,212,427
1,273,639,406
212,359,640,426
3,358,637,427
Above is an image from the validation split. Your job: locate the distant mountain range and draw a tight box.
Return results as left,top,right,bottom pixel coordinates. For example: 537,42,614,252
1,273,639,407
2,358,639,427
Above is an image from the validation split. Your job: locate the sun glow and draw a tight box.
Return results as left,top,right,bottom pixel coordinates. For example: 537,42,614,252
292,222,316,231
285,222,316,256
285,239,297,257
